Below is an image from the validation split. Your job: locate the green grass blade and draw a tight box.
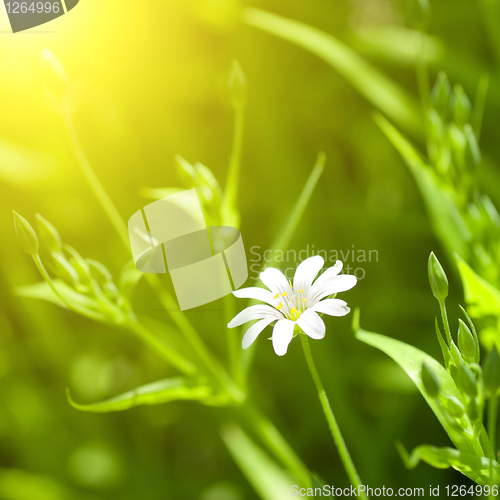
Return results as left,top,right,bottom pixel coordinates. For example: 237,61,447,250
243,7,421,133
67,377,213,413
375,113,471,261
268,152,325,259
221,424,295,500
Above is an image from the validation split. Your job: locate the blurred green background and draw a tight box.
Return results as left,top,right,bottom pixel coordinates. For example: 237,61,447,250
1,0,498,498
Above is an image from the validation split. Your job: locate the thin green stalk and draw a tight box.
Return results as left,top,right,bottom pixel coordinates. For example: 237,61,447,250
127,320,197,375
300,335,367,499
33,254,72,308
243,403,311,488
225,293,240,385
439,300,453,346
222,100,244,384
59,98,241,400
223,106,244,215
489,394,498,497
60,100,130,249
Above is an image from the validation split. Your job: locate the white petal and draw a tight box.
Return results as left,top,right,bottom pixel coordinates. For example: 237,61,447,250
260,267,290,294
242,318,276,349
233,287,277,306
296,310,326,340
309,274,357,304
311,260,343,289
293,255,324,294
228,305,282,328
310,298,350,317
271,319,295,356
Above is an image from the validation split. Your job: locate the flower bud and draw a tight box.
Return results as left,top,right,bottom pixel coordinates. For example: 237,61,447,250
51,251,79,286
86,259,113,285
467,398,481,423
451,84,471,128
464,124,481,167
457,364,477,398
484,346,500,398
428,252,448,301
458,319,476,362
41,49,69,100
450,341,463,367
442,395,465,419
448,123,467,167
430,72,451,118
421,362,440,398
65,246,92,284
426,109,444,164
35,214,62,253
228,60,247,109
13,211,39,256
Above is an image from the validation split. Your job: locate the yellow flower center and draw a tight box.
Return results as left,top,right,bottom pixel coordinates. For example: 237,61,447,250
273,282,308,320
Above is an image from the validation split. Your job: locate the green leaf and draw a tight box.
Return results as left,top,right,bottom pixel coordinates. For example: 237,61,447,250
355,327,482,456
139,187,185,200
67,377,216,413
456,256,500,318
397,443,499,485
352,26,445,66
14,280,107,322
376,114,471,261
221,424,295,500
243,8,421,133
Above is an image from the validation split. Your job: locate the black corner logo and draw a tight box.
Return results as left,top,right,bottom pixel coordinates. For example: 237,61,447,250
3,0,79,33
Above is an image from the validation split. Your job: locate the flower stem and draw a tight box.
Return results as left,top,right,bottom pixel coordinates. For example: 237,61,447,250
225,293,241,385
222,105,244,226
439,300,453,346
300,335,367,499
33,254,71,308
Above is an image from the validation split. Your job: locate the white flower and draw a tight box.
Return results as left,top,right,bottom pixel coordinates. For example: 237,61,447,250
227,256,357,356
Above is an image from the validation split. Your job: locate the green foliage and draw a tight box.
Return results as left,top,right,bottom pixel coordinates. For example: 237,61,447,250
397,444,500,485
67,377,220,413
355,327,481,457
221,424,295,500
355,252,500,485
375,114,471,262
243,8,421,132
